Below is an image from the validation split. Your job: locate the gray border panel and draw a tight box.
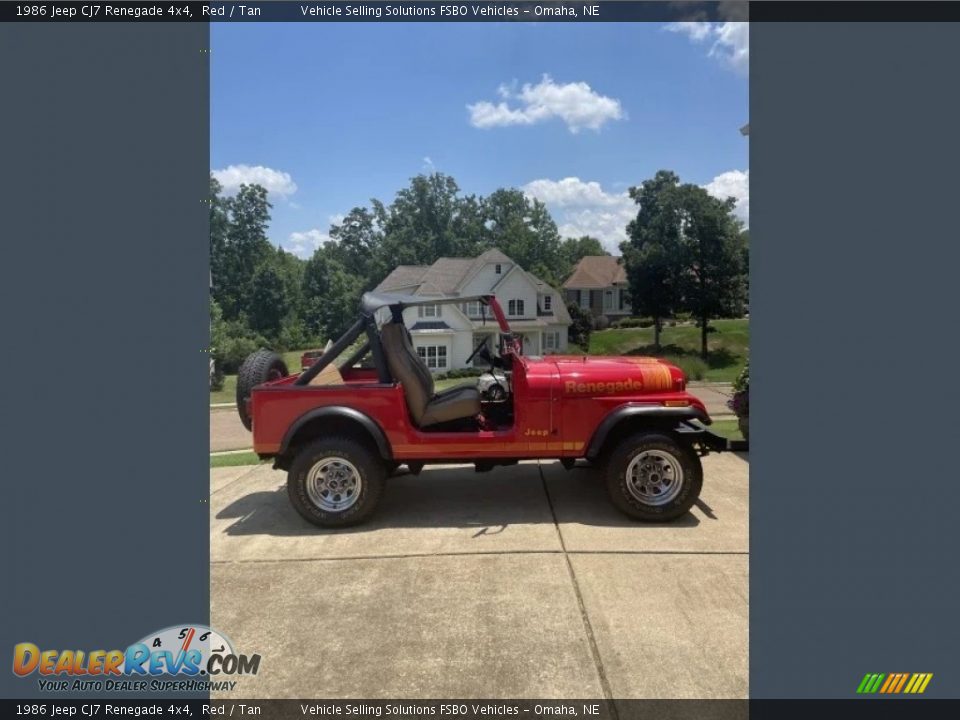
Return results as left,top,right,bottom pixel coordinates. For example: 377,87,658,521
0,22,210,698
751,22,960,697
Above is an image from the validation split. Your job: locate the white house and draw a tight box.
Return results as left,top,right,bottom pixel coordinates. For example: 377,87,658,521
374,249,572,372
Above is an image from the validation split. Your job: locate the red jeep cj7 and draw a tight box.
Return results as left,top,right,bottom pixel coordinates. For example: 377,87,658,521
236,293,742,528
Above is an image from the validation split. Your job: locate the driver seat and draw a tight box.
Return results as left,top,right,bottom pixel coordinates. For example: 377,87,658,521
380,321,481,428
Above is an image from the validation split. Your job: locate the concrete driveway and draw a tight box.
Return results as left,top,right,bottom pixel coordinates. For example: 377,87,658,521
211,454,748,700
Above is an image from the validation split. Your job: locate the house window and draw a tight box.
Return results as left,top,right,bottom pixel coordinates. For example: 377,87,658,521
464,301,481,317
416,344,448,370
579,291,590,310
418,304,441,318
495,264,502,274
543,331,561,351
619,289,628,311
508,299,525,316
543,295,552,311
604,291,613,311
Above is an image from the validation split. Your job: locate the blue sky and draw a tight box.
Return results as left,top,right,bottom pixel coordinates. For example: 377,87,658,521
211,21,748,256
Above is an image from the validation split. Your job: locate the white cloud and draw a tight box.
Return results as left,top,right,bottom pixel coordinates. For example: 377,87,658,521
523,171,750,252
704,169,749,224
287,228,331,258
523,177,635,252
665,21,712,42
211,164,298,198
468,75,625,133
286,213,349,258
665,21,749,74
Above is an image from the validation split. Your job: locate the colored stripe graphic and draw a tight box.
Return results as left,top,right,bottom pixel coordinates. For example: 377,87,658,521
858,673,933,694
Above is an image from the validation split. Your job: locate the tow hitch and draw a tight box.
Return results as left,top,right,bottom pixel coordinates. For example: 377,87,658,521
677,420,749,455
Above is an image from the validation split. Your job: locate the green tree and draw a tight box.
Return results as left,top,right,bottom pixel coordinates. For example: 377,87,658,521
672,184,747,358
302,249,365,341
560,235,608,272
248,258,293,338
622,171,685,351
373,174,465,279
482,189,565,285
566,302,593,350
328,206,382,282
209,176,230,303
217,184,273,320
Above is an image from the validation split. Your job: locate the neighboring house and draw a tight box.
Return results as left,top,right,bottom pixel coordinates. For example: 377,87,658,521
562,255,632,322
374,249,571,372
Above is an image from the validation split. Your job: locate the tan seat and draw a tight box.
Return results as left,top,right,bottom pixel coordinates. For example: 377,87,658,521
380,322,481,427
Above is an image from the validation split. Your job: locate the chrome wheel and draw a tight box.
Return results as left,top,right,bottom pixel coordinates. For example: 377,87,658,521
305,457,362,512
625,450,684,506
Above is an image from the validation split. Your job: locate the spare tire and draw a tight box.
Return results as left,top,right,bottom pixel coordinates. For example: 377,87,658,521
236,350,289,431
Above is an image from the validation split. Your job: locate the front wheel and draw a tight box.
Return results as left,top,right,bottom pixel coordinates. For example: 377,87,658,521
287,437,386,528
605,433,702,522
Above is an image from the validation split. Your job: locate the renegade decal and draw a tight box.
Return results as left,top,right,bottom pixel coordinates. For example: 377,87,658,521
564,365,674,394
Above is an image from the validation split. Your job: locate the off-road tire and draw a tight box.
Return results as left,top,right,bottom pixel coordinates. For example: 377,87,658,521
236,350,288,431
287,436,386,528
605,432,702,522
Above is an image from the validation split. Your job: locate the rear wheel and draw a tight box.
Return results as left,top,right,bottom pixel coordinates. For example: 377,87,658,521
287,436,386,528
605,432,702,522
236,350,288,431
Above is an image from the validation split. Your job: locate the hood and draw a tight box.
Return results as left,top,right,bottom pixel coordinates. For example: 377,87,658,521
545,355,687,395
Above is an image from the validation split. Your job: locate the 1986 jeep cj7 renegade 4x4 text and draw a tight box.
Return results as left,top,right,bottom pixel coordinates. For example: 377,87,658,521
236,293,743,528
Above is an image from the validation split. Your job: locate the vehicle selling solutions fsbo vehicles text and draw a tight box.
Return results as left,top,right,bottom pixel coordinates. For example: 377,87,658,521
298,5,597,19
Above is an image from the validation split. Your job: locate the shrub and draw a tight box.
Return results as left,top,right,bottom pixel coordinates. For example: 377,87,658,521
593,315,610,331
728,359,750,419
611,317,654,329
665,355,707,381
435,367,483,380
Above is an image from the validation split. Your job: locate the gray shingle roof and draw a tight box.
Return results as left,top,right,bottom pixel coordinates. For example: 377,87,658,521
563,256,627,289
377,265,429,291
374,250,569,326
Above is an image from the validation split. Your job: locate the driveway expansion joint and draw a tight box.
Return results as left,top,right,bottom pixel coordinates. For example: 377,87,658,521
538,460,619,719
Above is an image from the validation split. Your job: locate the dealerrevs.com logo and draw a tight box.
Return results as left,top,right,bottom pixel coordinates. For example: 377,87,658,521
12,625,260,693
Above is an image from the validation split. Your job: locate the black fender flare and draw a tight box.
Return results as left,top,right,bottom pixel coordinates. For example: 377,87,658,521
585,403,711,458
279,406,393,460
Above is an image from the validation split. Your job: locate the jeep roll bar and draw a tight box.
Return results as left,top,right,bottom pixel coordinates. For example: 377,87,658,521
296,293,513,387
295,312,390,386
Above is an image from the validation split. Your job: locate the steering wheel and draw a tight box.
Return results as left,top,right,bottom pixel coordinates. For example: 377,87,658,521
465,337,493,366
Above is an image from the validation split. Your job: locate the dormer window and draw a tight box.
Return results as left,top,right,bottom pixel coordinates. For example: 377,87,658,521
495,264,502,274
543,295,552,311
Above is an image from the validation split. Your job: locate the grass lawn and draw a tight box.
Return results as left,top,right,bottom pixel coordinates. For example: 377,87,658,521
210,451,263,468
210,374,237,404
211,349,313,405
707,418,745,441
587,318,749,383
